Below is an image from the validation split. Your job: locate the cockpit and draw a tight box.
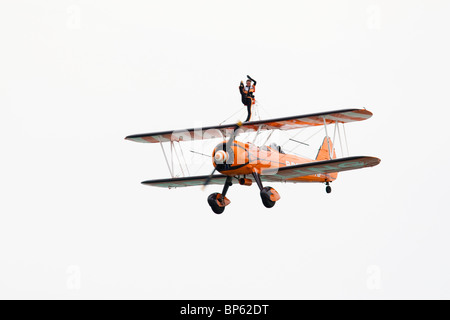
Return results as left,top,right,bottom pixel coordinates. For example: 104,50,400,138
269,143,285,154
250,142,285,154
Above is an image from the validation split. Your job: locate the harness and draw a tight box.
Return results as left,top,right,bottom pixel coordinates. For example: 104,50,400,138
243,85,255,98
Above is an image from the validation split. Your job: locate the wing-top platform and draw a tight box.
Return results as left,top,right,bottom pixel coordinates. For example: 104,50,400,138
125,108,372,144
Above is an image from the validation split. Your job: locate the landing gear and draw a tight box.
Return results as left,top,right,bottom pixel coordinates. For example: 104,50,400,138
260,187,277,208
207,193,227,214
252,171,281,208
325,182,332,194
207,176,232,214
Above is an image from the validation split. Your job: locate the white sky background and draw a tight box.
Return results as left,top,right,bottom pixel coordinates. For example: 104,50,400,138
1,0,449,299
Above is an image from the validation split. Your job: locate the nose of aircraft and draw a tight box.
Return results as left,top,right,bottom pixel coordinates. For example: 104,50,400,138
214,150,229,164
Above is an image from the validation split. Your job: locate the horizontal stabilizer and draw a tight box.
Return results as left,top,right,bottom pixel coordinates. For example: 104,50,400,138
262,156,380,181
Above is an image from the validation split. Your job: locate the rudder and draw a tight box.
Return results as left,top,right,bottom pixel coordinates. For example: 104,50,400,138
316,137,336,161
316,137,338,179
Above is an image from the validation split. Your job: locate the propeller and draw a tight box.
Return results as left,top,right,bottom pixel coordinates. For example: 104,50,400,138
202,121,243,190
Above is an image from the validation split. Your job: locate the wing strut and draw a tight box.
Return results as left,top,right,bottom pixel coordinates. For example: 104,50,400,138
336,121,344,157
252,125,263,145
172,141,185,177
263,130,275,146
160,140,192,178
343,123,350,156
177,141,191,176
160,141,174,178
332,120,338,153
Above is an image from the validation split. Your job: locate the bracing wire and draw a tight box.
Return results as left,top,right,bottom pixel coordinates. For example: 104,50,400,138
219,106,246,125
254,100,272,119
281,127,307,147
288,126,324,153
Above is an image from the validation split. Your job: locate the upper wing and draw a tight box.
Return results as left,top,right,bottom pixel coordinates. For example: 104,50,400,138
125,108,372,143
141,174,228,188
261,156,380,182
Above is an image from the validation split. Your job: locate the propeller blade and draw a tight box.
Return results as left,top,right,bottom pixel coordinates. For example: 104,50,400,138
202,168,217,190
225,121,243,152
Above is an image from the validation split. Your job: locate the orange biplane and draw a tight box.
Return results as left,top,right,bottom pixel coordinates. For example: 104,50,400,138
126,109,380,214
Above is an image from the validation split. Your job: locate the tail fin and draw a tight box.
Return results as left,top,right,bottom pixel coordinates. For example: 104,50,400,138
316,137,338,180
316,137,336,161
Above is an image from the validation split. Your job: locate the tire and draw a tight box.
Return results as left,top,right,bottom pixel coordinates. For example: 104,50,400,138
326,186,332,194
207,193,225,214
260,187,276,208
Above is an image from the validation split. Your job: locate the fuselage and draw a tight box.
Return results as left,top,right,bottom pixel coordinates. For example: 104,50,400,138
212,140,336,183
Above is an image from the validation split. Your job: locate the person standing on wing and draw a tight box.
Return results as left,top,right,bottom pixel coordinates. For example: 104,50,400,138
239,75,257,122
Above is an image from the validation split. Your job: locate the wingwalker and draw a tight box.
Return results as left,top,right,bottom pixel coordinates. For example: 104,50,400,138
126,109,380,214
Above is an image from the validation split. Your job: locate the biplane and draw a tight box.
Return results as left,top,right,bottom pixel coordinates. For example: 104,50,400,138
125,108,380,214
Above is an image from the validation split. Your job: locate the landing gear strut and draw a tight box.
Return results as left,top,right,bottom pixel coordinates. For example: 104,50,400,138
207,176,233,214
325,182,332,194
252,171,281,208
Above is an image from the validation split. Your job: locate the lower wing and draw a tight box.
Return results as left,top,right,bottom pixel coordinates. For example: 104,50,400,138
141,156,380,188
141,174,228,188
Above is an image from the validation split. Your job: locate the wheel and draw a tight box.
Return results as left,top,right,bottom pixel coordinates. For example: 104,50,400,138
326,185,332,194
260,187,276,208
207,193,225,214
